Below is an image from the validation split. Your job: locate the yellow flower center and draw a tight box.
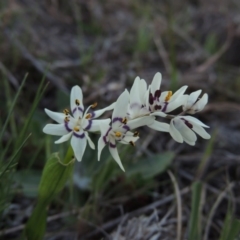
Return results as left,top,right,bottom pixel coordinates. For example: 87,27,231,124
74,126,80,132
165,91,172,102
115,131,122,138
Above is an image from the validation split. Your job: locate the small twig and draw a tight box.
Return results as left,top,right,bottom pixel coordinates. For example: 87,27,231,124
82,187,189,239
0,209,78,236
167,170,182,240
3,29,68,93
194,25,234,73
203,182,235,240
154,35,172,74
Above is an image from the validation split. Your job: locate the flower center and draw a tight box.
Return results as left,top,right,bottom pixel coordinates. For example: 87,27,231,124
73,117,82,132
115,131,122,138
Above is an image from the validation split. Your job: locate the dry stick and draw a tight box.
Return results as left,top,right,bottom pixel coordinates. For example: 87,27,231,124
172,26,209,57
0,209,78,236
0,62,19,88
167,170,182,240
3,29,68,93
82,187,189,239
154,35,172,75
194,26,234,73
203,182,235,240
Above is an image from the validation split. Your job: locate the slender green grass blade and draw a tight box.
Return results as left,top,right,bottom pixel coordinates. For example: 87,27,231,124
16,79,49,148
227,218,240,240
189,181,203,240
0,133,31,180
3,77,17,139
0,73,28,142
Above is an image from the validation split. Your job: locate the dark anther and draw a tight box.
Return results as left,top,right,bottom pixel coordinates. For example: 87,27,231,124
133,131,139,137
122,117,127,124
129,141,135,146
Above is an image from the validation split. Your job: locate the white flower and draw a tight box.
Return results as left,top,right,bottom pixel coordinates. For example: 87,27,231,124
127,73,169,132
127,76,149,120
43,85,114,162
169,116,211,145
98,89,153,171
157,86,188,113
182,90,208,114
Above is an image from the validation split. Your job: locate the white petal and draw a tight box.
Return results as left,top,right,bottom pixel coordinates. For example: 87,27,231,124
100,120,111,136
109,144,125,172
179,124,197,143
173,117,197,143
127,116,155,129
139,79,148,103
45,109,65,124
166,95,188,113
130,76,141,104
170,86,188,102
55,132,72,144
112,89,130,128
151,112,167,118
148,121,169,132
88,119,111,132
183,116,209,128
150,72,162,94
71,132,87,161
70,86,84,118
98,136,107,161
185,90,202,110
43,123,69,136
192,124,211,139
120,135,139,144
85,132,95,149
169,120,183,143
191,93,208,113
93,102,116,119
184,139,196,146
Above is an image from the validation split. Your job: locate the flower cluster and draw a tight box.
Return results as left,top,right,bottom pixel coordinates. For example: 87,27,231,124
43,72,210,171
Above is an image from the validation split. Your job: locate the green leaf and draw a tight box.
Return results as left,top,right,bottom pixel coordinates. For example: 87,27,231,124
25,147,75,239
38,151,74,204
126,152,175,179
24,202,47,240
220,203,240,240
227,218,240,240
189,181,203,240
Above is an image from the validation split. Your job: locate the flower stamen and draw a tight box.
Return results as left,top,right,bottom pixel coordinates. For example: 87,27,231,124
85,113,92,119
75,99,80,106
133,131,139,137
74,126,80,132
63,109,69,115
64,116,70,122
115,131,122,138
121,117,127,124
165,91,172,102
91,102,98,108
129,141,135,146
